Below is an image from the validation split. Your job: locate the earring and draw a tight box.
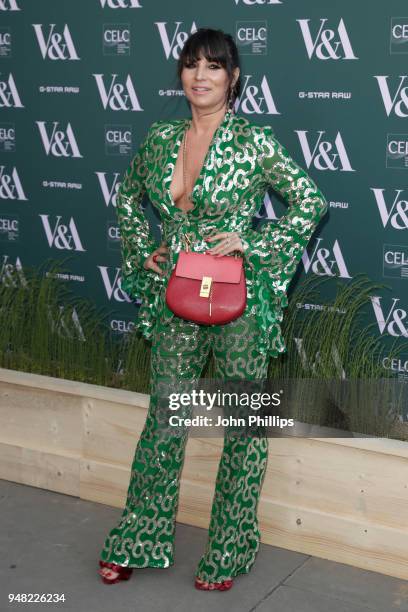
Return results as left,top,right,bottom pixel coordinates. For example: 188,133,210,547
227,85,235,113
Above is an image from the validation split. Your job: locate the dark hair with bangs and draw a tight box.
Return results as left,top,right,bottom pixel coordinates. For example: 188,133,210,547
176,28,241,110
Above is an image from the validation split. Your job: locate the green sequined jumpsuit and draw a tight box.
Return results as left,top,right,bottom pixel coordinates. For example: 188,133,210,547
99,108,329,583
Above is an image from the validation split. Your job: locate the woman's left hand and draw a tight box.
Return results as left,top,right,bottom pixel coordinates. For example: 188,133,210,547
205,231,244,256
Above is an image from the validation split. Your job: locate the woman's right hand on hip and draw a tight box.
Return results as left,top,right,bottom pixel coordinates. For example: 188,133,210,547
143,242,169,276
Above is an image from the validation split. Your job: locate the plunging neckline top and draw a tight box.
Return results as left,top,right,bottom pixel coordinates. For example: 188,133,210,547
167,110,232,215
116,108,329,361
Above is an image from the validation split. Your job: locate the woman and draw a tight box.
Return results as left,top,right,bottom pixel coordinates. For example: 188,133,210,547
98,28,328,591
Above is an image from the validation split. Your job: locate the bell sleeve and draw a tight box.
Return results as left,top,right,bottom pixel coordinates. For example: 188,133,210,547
116,127,158,302
240,125,329,297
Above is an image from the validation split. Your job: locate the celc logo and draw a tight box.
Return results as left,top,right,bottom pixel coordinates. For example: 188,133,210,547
371,296,408,338
40,214,86,251
235,74,278,114
104,124,132,155
0,217,18,231
107,223,120,240
383,244,408,280
382,355,408,378
107,222,120,251
99,0,142,8
103,24,130,56
296,131,355,172
236,21,267,55
0,123,16,152
372,188,408,230
99,265,133,302
0,215,19,242
375,76,408,117
0,166,27,200
111,319,136,333
155,21,198,60
36,121,83,158
94,73,142,111
386,135,408,169
32,24,80,60
302,237,351,278
95,171,121,206
0,73,23,108
0,27,11,58
297,18,358,60
390,18,408,54
233,0,282,5
0,0,20,10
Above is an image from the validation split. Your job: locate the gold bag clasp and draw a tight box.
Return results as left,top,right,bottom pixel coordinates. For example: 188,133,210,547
200,276,212,298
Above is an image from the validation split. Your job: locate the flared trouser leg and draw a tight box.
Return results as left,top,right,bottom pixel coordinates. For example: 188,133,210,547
195,313,269,583
99,315,212,568
100,312,269,580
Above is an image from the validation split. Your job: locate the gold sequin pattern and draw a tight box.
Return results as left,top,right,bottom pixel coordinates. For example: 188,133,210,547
116,108,328,358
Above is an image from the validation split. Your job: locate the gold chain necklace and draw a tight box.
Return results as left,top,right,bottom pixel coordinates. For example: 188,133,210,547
182,107,230,204
182,127,194,203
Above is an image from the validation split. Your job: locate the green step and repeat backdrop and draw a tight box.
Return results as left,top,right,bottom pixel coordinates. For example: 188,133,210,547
1,0,407,380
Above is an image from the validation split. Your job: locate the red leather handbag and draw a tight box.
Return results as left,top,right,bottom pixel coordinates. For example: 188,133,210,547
165,249,246,325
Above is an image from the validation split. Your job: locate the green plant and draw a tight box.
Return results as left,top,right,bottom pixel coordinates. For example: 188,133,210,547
267,274,408,439
0,258,150,389
1,261,407,440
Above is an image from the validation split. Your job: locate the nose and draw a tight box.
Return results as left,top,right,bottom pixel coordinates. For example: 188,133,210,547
194,62,207,80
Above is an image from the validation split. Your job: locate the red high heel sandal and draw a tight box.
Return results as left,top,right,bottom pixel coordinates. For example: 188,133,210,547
98,560,133,585
194,576,234,591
